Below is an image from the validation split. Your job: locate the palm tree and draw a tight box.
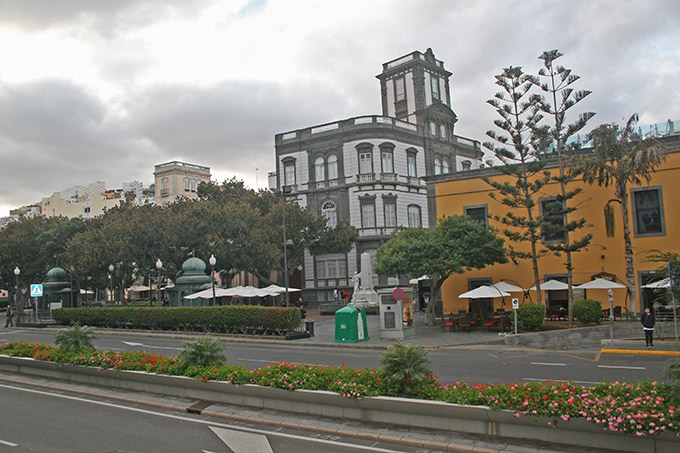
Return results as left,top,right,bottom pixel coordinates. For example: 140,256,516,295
177,336,226,369
55,322,96,351
380,344,431,395
580,114,666,314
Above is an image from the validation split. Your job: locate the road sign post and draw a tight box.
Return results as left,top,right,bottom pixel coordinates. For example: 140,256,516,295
511,298,519,335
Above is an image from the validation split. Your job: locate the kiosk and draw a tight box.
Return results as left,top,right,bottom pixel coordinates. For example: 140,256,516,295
378,288,415,340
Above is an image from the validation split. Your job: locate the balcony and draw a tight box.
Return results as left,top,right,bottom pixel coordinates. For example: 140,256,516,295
357,173,376,184
359,227,396,237
160,189,169,197
380,172,397,182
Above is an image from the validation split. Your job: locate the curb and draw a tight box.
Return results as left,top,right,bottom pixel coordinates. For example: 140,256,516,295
601,348,680,356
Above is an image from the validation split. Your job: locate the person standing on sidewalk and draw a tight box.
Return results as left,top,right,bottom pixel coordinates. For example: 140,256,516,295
4,304,14,328
641,307,655,348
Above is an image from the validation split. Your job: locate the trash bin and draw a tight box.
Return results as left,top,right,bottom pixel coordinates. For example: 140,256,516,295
335,306,369,342
305,321,315,337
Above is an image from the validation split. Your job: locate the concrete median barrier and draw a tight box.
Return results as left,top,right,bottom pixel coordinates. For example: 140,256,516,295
1,354,678,452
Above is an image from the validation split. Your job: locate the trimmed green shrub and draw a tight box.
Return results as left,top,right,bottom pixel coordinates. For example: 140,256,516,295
55,322,96,351
177,336,226,369
380,344,431,395
516,303,545,330
574,299,602,324
52,305,301,335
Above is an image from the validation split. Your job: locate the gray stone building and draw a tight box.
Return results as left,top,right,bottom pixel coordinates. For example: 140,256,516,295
274,49,484,303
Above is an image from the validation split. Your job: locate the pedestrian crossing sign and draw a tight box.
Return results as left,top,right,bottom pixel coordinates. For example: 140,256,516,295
30,284,43,297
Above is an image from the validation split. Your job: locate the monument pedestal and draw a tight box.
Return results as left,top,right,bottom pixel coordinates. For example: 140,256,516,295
350,289,380,308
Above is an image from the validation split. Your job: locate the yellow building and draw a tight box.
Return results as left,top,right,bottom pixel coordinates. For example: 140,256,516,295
154,161,211,205
427,132,680,318
40,182,124,219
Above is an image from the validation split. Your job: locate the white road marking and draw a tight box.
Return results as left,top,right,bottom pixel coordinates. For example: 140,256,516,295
598,365,646,370
0,439,18,447
121,341,180,350
238,358,331,367
210,426,273,453
530,362,567,366
0,330,27,335
523,377,599,385
0,383,402,452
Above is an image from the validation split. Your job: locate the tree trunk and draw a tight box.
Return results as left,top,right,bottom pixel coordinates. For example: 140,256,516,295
526,204,543,305
620,187,636,314
425,277,446,326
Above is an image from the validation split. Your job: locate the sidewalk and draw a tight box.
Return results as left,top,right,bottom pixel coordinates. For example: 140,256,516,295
300,307,507,349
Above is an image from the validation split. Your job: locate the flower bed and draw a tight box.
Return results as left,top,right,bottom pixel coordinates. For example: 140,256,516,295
1,341,678,438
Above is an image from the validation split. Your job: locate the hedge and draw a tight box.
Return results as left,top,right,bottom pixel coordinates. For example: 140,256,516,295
574,299,603,325
53,305,302,335
517,303,545,330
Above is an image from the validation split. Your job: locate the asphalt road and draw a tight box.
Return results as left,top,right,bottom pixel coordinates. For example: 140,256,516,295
0,382,420,452
0,328,670,385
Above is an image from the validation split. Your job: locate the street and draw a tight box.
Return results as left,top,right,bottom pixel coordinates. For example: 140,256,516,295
0,328,670,385
0,382,419,452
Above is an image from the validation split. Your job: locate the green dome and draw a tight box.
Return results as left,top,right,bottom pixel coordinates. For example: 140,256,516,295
182,257,206,274
46,267,68,282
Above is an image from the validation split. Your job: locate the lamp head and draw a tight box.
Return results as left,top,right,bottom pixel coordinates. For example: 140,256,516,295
14,267,20,276
156,259,162,270
209,254,216,266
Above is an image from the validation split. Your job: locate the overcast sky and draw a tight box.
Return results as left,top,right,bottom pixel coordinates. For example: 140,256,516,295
1,0,678,217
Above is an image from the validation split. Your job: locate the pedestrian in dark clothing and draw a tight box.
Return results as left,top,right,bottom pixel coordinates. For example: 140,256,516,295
4,305,14,328
641,307,655,348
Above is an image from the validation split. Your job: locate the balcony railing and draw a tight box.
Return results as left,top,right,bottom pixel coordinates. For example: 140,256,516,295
359,227,396,237
380,172,397,182
357,173,376,184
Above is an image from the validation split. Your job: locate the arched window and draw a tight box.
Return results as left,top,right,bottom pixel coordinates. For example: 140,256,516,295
442,158,450,174
314,156,325,182
327,154,338,181
434,158,442,175
321,201,337,228
407,205,422,228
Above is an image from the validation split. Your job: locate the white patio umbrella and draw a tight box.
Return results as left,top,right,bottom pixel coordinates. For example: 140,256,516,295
574,278,626,290
492,281,525,293
223,285,280,298
458,285,510,299
529,279,569,291
127,285,151,292
183,287,233,299
263,284,302,294
641,278,670,289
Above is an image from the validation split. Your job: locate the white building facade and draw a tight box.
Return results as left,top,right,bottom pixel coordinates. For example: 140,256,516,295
274,49,484,303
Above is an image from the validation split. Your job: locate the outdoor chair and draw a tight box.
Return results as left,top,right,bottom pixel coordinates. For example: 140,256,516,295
601,308,610,321
442,313,456,332
613,306,622,321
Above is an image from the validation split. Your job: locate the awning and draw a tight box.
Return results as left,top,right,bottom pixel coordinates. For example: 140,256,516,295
493,281,525,293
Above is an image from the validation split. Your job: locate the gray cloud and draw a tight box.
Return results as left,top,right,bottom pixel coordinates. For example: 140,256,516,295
0,0,678,215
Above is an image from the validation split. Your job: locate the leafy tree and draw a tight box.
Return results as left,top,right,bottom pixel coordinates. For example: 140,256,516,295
380,344,431,396
534,49,595,322
177,336,226,369
55,322,96,351
0,216,66,311
483,66,551,303
374,215,507,325
644,250,680,306
580,114,667,313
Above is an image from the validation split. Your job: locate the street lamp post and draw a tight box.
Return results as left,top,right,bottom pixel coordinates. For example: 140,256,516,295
155,259,162,307
209,255,216,306
14,267,20,319
280,185,292,307
108,264,114,305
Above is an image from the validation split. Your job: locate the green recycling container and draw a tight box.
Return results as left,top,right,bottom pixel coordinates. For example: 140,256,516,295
335,306,369,342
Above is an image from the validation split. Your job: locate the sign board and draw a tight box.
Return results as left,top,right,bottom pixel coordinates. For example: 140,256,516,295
30,284,43,297
392,287,405,301
511,298,519,310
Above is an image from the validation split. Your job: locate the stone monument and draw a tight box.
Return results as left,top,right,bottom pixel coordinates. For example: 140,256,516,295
350,252,380,307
